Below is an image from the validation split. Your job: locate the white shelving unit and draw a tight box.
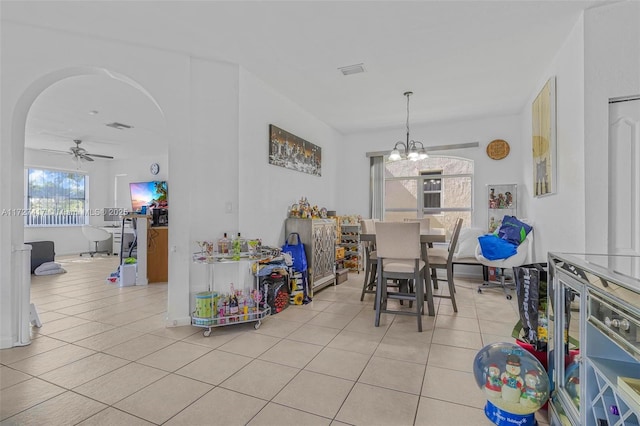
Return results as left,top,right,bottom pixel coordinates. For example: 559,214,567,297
340,222,362,272
487,184,517,233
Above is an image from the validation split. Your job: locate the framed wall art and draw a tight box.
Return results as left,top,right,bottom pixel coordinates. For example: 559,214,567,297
532,77,556,197
269,124,321,177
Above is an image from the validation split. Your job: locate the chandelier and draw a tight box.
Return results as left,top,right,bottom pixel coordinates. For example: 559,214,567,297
388,91,428,161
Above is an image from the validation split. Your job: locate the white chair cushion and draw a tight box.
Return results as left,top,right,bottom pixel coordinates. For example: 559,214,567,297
427,248,448,267
382,258,425,273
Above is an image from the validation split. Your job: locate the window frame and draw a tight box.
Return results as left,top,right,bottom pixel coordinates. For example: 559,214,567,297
24,166,90,227
381,155,474,227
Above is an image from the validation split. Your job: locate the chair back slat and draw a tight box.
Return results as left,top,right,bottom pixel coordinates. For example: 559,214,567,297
375,222,420,259
447,218,464,263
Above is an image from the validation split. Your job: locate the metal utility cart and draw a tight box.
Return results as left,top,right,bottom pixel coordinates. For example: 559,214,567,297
191,251,271,337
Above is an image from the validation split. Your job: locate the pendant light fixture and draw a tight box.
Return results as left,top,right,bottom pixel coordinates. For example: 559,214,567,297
388,91,428,161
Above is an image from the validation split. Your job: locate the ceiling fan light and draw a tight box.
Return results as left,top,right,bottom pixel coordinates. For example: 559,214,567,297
389,149,402,161
419,148,428,160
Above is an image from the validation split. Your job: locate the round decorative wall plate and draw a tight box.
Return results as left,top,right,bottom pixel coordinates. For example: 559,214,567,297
486,139,510,160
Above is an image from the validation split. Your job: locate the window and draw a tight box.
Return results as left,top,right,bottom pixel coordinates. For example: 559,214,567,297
25,168,88,226
422,170,442,210
382,156,473,234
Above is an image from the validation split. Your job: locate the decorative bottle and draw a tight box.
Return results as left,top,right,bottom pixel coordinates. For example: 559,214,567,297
232,233,242,260
218,233,230,254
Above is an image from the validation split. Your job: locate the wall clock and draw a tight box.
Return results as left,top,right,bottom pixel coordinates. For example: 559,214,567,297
150,162,160,175
486,139,510,160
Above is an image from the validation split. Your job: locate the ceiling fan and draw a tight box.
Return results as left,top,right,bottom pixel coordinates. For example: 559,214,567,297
42,139,114,161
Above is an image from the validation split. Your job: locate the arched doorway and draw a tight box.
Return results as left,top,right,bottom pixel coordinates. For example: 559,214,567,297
4,66,169,348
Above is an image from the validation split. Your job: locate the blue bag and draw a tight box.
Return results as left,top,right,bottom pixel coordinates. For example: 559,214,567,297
282,233,308,272
478,234,518,260
498,215,532,245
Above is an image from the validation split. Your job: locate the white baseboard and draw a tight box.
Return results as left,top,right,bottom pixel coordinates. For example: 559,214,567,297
165,316,191,327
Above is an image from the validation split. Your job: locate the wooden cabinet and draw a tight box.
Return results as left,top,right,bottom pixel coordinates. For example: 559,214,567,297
147,227,168,283
285,218,336,296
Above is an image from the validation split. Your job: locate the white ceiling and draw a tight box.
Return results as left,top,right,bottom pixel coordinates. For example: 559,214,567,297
3,0,611,158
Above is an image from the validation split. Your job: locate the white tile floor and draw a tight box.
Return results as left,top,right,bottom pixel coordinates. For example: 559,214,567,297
0,255,550,425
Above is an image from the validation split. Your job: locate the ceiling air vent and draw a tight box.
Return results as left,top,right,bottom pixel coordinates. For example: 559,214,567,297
338,63,365,76
105,122,133,130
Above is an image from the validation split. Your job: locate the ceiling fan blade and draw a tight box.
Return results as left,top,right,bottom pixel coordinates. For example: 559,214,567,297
86,153,114,159
40,148,73,155
81,155,95,162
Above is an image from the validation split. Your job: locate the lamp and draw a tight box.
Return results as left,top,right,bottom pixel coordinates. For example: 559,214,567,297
388,91,429,161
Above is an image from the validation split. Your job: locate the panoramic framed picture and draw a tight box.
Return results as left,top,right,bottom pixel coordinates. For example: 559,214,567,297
268,124,321,177
532,77,556,197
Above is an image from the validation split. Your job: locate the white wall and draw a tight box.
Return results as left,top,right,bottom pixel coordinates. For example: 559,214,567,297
584,1,640,253
519,15,586,262
338,114,523,228
518,1,640,261
238,69,341,246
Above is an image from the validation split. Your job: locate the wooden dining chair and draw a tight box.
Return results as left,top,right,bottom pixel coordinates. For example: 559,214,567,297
360,219,378,301
374,221,427,331
427,218,463,312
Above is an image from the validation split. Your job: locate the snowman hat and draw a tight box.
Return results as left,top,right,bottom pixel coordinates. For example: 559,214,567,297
506,354,521,366
526,370,539,377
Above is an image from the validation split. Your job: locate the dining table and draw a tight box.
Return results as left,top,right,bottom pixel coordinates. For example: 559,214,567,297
361,228,446,316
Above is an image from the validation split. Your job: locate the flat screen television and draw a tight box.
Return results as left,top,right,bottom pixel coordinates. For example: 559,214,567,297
129,181,168,213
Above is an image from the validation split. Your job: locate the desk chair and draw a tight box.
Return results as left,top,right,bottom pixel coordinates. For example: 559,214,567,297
427,218,463,312
475,231,533,299
374,222,428,332
80,225,111,257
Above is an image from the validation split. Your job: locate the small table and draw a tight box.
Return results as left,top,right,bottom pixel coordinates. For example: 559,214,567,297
361,229,446,316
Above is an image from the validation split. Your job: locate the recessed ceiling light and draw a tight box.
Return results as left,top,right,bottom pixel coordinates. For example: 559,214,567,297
338,63,365,76
88,110,99,115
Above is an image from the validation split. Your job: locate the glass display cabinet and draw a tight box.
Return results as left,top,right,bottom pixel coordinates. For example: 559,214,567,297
548,253,640,426
487,184,517,233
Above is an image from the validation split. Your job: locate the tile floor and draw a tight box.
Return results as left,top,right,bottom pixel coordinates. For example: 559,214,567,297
0,255,550,425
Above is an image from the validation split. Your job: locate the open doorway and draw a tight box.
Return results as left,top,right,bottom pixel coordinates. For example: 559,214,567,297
23,71,169,331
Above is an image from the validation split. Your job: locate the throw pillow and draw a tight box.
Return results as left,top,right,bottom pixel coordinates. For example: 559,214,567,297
455,228,485,259
34,261,62,273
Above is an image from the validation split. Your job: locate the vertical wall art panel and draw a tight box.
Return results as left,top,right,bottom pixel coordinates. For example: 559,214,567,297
532,77,556,197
